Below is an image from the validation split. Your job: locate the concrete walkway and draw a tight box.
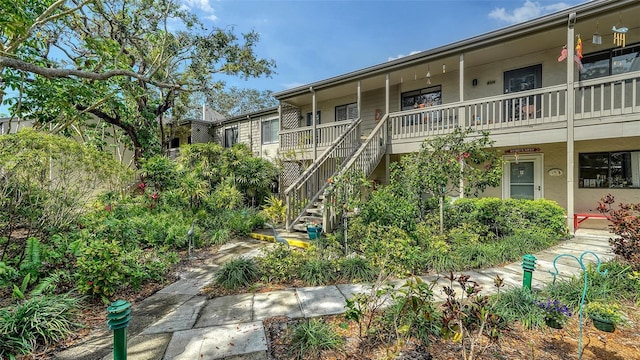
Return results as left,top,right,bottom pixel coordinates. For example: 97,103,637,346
55,229,614,360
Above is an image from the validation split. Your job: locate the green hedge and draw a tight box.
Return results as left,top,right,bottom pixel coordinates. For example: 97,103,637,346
446,198,568,240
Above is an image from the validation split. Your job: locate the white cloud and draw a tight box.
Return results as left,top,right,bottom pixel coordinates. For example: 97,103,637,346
181,0,217,21
489,1,574,24
388,50,421,61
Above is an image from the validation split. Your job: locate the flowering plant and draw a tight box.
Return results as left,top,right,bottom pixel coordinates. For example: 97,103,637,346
537,299,572,326
585,301,623,324
305,220,322,229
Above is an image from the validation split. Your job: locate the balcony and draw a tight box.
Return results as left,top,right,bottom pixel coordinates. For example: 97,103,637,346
280,70,640,153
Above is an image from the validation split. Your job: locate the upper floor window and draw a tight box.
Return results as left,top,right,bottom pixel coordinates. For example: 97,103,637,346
401,86,442,111
579,150,640,188
504,64,542,94
581,43,640,80
262,118,279,144
306,111,321,126
335,103,358,121
224,126,238,148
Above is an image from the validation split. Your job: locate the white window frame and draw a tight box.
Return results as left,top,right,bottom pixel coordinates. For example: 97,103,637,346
502,153,544,200
261,118,279,144
335,103,358,121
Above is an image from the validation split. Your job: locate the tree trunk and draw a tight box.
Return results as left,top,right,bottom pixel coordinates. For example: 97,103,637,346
439,196,444,235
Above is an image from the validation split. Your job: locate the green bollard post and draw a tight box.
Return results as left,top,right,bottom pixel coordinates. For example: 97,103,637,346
521,254,537,290
107,300,132,360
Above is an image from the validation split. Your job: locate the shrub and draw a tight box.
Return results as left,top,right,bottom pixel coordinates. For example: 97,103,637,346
140,155,179,191
597,194,640,269
0,293,80,358
76,240,127,298
384,277,441,344
336,257,377,283
447,198,568,240
215,257,260,290
355,186,418,234
257,244,304,283
587,260,640,303
288,319,343,359
298,259,335,286
493,287,545,329
357,224,429,276
261,194,286,225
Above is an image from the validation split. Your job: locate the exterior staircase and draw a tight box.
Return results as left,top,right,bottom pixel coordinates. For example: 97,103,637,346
284,114,389,233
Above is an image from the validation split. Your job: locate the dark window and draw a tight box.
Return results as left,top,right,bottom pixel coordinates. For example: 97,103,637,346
401,86,442,111
581,43,640,80
579,151,640,188
224,127,238,148
335,103,358,121
503,64,542,120
261,118,279,144
306,111,321,126
170,137,180,148
504,64,542,93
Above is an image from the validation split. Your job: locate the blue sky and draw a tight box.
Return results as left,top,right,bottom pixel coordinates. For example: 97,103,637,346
190,0,591,93
1,0,590,116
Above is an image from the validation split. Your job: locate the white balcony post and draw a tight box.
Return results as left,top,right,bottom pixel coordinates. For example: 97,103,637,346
385,74,390,116
357,81,361,120
567,12,576,233
311,86,317,159
459,54,466,128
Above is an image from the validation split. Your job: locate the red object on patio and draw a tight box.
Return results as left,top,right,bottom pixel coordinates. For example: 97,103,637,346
573,213,610,231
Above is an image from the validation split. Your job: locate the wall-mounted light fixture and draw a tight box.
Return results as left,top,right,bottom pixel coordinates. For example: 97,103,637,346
442,64,446,73
426,65,431,85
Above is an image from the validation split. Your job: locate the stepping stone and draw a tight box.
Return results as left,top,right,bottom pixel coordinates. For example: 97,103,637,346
195,293,253,328
252,290,303,320
142,296,207,334
163,321,266,360
297,286,346,317
103,333,172,360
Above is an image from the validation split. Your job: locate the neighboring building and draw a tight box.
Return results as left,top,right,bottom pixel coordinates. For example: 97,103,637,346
0,117,33,134
266,0,640,232
166,106,226,159
205,106,281,161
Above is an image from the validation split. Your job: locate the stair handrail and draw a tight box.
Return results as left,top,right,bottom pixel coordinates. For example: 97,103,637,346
323,113,389,232
283,117,363,195
341,113,388,174
284,117,363,230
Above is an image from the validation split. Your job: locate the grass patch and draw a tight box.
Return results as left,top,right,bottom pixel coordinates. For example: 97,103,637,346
0,293,81,358
215,257,260,290
288,318,343,359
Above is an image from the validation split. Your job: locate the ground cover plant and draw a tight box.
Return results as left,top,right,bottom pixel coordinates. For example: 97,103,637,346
0,133,277,358
265,258,640,360
209,131,568,292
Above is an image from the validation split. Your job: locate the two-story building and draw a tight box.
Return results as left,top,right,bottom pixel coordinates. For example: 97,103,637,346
258,0,640,233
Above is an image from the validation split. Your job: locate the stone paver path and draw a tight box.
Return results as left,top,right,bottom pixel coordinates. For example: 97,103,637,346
55,230,614,360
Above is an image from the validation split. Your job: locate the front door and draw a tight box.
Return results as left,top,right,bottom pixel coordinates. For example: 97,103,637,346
502,154,543,200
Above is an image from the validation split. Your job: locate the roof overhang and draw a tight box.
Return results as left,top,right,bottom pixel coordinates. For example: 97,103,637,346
274,0,636,100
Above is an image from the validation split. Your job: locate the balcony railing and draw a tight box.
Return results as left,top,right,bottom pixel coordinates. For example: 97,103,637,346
278,70,640,150
280,120,352,152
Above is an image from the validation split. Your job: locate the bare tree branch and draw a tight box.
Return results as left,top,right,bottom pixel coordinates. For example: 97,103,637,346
0,56,182,89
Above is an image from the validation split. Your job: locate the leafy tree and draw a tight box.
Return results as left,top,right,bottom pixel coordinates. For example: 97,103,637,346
401,128,502,234
1,0,275,165
177,142,277,207
204,87,278,117
0,129,131,261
